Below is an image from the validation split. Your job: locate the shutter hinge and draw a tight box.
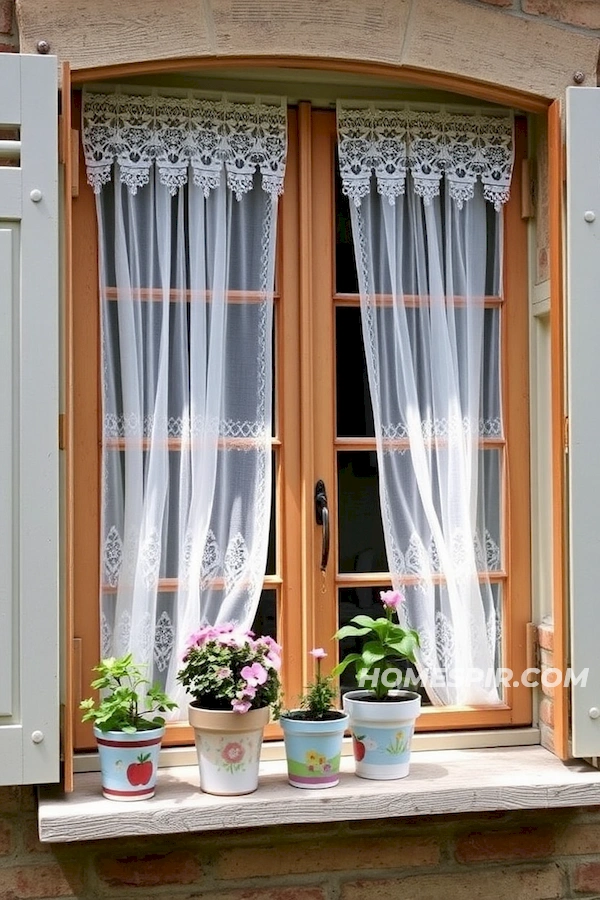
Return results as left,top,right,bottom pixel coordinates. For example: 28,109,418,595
58,413,65,450
564,415,569,453
524,622,539,686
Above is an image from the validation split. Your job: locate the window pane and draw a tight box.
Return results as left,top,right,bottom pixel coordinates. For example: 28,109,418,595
336,307,375,438
266,452,276,576
335,161,359,294
338,451,388,573
251,588,277,642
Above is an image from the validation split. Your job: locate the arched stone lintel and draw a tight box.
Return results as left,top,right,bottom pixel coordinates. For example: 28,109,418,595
16,0,600,103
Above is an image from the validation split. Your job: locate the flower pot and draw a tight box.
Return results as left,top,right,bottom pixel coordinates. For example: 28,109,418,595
94,725,164,800
343,690,421,780
280,711,348,789
188,703,270,795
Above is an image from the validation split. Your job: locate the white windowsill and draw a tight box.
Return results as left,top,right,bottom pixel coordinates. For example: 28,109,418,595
39,744,600,843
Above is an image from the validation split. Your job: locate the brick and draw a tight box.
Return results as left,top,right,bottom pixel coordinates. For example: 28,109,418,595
455,826,555,863
539,721,556,754
0,820,13,855
522,0,600,29
217,836,439,879
0,41,16,51
540,697,555,728
96,850,202,887
0,864,78,899
341,865,565,900
561,823,600,856
574,861,600,893
0,0,11,34
0,787,21,813
540,676,556,699
538,625,554,652
22,817,51,856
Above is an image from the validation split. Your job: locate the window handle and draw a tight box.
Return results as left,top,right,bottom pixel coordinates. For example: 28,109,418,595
315,480,330,573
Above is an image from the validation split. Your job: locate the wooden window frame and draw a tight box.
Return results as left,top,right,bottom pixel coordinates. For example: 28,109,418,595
66,77,535,771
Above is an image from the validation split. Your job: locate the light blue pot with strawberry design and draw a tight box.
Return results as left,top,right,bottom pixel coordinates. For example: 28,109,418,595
94,726,164,800
343,690,421,780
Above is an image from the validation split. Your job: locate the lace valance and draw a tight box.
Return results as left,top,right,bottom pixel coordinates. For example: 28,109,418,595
82,91,288,199
337,102,514,210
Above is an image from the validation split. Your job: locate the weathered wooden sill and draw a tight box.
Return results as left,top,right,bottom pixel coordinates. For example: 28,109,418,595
38,745,600,843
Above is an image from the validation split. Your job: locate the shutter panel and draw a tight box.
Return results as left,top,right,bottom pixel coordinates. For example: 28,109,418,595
0,54,59,784
566,86,600,758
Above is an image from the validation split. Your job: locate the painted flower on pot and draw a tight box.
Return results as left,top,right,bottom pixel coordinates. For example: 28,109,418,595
177,623,282,716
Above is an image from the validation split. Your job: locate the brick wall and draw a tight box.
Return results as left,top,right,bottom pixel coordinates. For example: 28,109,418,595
6,787,600,899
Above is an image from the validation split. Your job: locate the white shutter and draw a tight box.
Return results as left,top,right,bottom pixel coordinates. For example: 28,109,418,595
0,54,59,784
566,86,600,758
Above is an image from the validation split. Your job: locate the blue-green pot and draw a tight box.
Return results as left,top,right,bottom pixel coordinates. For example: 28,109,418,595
280,711,348,789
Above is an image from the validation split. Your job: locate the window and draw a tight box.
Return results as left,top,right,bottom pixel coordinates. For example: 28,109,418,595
70,85,530,756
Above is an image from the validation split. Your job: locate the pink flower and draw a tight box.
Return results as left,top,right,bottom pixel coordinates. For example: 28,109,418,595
215,667,232,680
240,684,257,700
232,699,252,714
380,589,404,610
241,662,268,686
309,648,327,660
222,741,245,763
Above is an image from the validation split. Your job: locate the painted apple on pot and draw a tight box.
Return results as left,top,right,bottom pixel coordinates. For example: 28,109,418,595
127,753,153,786
352,733,366,762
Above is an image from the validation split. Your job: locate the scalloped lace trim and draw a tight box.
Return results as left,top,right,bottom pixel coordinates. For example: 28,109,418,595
82,91,287,198
337,102,514,211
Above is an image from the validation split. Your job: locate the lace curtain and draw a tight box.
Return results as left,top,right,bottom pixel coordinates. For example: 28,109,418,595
337,101,514,705
83,90,286,711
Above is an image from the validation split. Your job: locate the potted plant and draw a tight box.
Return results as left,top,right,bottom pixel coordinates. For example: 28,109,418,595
333,590,422,780
80,654,177,800
280,648,349,789
177,623,282,795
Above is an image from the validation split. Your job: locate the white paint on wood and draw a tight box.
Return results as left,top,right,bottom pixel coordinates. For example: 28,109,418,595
0,54,21,125
0,227,15,718
566,86,600,759
0,54,59,785
0,169,22,219
39,745,600,843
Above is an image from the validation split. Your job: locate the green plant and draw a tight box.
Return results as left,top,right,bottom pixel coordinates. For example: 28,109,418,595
80,653,177,733
332,590,420,701
177,623,282,715
294,648,338,720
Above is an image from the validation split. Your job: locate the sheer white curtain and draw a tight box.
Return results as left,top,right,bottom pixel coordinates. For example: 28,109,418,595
83,91,287,710
337,103,515,706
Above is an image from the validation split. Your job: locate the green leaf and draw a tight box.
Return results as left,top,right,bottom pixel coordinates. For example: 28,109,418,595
333,624,371,640
360,641,386,666
331,653,363,676
349,615,377,628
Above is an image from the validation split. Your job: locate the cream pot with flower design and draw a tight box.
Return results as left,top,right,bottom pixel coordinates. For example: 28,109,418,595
178,623,282,795
333,590,422,780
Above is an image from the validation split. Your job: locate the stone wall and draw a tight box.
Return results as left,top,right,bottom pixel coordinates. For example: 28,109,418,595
0,0,16,51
